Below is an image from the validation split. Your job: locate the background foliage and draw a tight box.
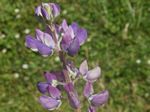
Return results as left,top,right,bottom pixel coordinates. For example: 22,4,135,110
0,0,150,112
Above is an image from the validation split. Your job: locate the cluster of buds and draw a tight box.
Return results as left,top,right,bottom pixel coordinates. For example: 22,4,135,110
25,2,109,112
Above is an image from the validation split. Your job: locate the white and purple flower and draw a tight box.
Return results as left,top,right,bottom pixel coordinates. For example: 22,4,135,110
37,72,64,110
39,95,61,111
79,60,101,82
25,2,109,111
83,81,109,110
35,3,60,20
25,29,55,57
80,60,109,111
60,19,87,56
89,90,109,107
66,60,80,79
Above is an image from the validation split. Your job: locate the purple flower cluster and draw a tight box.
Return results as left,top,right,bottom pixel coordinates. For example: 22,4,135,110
25,2,109,112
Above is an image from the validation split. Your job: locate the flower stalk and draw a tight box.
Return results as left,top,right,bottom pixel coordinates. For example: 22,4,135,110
25,2,109,112
49,24,71,83
50,23,79,111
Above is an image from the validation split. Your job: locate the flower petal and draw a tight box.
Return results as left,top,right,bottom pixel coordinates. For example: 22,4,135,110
71,22,79,34
67,37,80,56
44,72,57,83
53,71,65,83
48,85,61,99
64,82,74,92
43,33,55,48
37,82,49,94
36,29,45,42
89,90,109,107
61,26,75,51
35,6,42,16
84,82,94,98
79,60,88,76
35,3,60,20
36,29,55,48
50,3,60,17
41,4,50,20
67,92,80,109
66,60,79,78
76,28,87,45
64,83,80,109
62,26,74,43
39,96,61,110
61,19,68,32
86,67,101,82
25,35,38,52
36,42,53,57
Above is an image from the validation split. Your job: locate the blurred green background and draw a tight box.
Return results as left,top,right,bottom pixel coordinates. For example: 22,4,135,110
0,0,150,112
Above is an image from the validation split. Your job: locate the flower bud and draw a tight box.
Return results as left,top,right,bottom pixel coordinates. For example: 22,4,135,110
64,83,80,109
39,96,61,110
35,3,60,21
37,82,49,94
89,90,109,107
83,82,93,98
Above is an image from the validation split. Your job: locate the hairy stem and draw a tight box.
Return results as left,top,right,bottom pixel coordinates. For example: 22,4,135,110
59,51,71,83
49,24,71,83
50,24,81,112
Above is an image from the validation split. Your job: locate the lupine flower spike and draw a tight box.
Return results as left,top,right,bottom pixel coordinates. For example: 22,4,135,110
25,2,109,112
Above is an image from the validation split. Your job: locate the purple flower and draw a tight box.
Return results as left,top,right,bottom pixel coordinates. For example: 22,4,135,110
79,60,101,82
60,19,87,56
83,82,109,108
37,72,65,94
89,90,109,107
39,95,61,110
44,72,57,84
25,2,110,111
83,81,94,98
64,83,80,109
44,72,65,83
47,85,61,99
25,29,55,57
82,63,109,109
38,72,62,110
37,82,49,94
66,60,80,79
35,3,60,20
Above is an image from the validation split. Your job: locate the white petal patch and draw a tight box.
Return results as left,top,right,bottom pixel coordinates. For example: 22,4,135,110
68,26,75,39
79,60,88,76
86,66,101,82
36,29,45,43
51,80,58,87
31,48,38,52
44,33,55,48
